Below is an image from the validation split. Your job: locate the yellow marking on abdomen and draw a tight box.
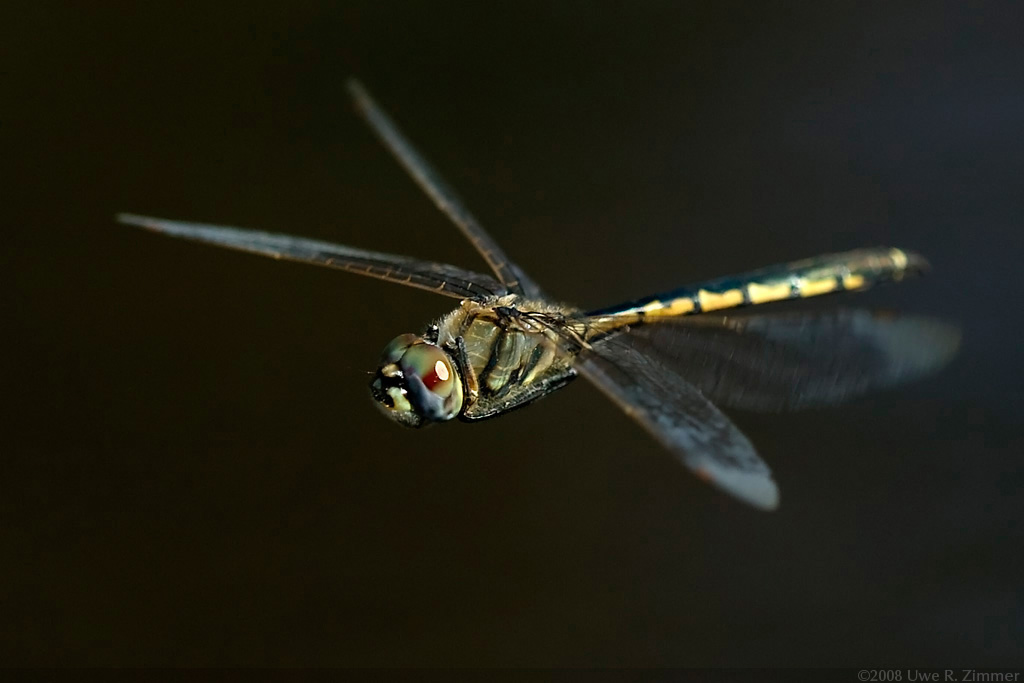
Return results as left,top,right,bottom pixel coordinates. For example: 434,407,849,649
698,288,745,312
643,296,696,318
640,299,663,313
842,273,866,290
746,281,792,304
798,277,838,297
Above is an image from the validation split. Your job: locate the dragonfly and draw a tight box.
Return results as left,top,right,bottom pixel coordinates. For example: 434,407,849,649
120,80,959,510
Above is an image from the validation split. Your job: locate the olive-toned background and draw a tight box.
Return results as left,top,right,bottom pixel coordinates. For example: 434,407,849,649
3,1,1021,666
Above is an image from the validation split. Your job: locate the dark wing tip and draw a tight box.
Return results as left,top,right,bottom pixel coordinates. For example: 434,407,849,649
120,213,194,239
117,213,198,240
692,458,780,511
865,314,961,380
117,212,156,229
345,78,372,111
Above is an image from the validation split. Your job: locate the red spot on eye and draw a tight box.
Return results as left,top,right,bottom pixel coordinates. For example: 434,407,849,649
421,360,449,390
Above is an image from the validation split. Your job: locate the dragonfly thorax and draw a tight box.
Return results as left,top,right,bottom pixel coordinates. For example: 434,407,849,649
369,333,464,428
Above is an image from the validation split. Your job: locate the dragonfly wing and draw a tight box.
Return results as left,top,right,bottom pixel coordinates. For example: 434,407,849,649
576,342,779,510
119,213,507,300
347,80,544,299
594,310,960,412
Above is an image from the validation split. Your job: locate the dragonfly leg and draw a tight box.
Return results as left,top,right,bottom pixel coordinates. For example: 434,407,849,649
449,335,481,409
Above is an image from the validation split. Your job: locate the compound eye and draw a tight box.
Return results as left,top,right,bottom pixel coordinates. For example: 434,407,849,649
400,344,457,398
380,333,420,364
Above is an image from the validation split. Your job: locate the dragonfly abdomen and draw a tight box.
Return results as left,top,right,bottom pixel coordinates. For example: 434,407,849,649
586,247,927,321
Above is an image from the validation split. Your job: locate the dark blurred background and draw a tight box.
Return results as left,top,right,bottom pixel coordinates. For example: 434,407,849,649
2,1,1021,667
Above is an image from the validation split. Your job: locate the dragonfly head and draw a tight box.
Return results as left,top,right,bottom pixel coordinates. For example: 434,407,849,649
370,333,464,428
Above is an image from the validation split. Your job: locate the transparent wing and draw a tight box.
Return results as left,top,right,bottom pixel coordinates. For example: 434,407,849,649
347,79,543,298
575,344,779,511
591,310,960,412
119,213,507,300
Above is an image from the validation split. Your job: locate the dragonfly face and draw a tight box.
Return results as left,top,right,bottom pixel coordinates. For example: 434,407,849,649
119,79,959,510
370,333,464,428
